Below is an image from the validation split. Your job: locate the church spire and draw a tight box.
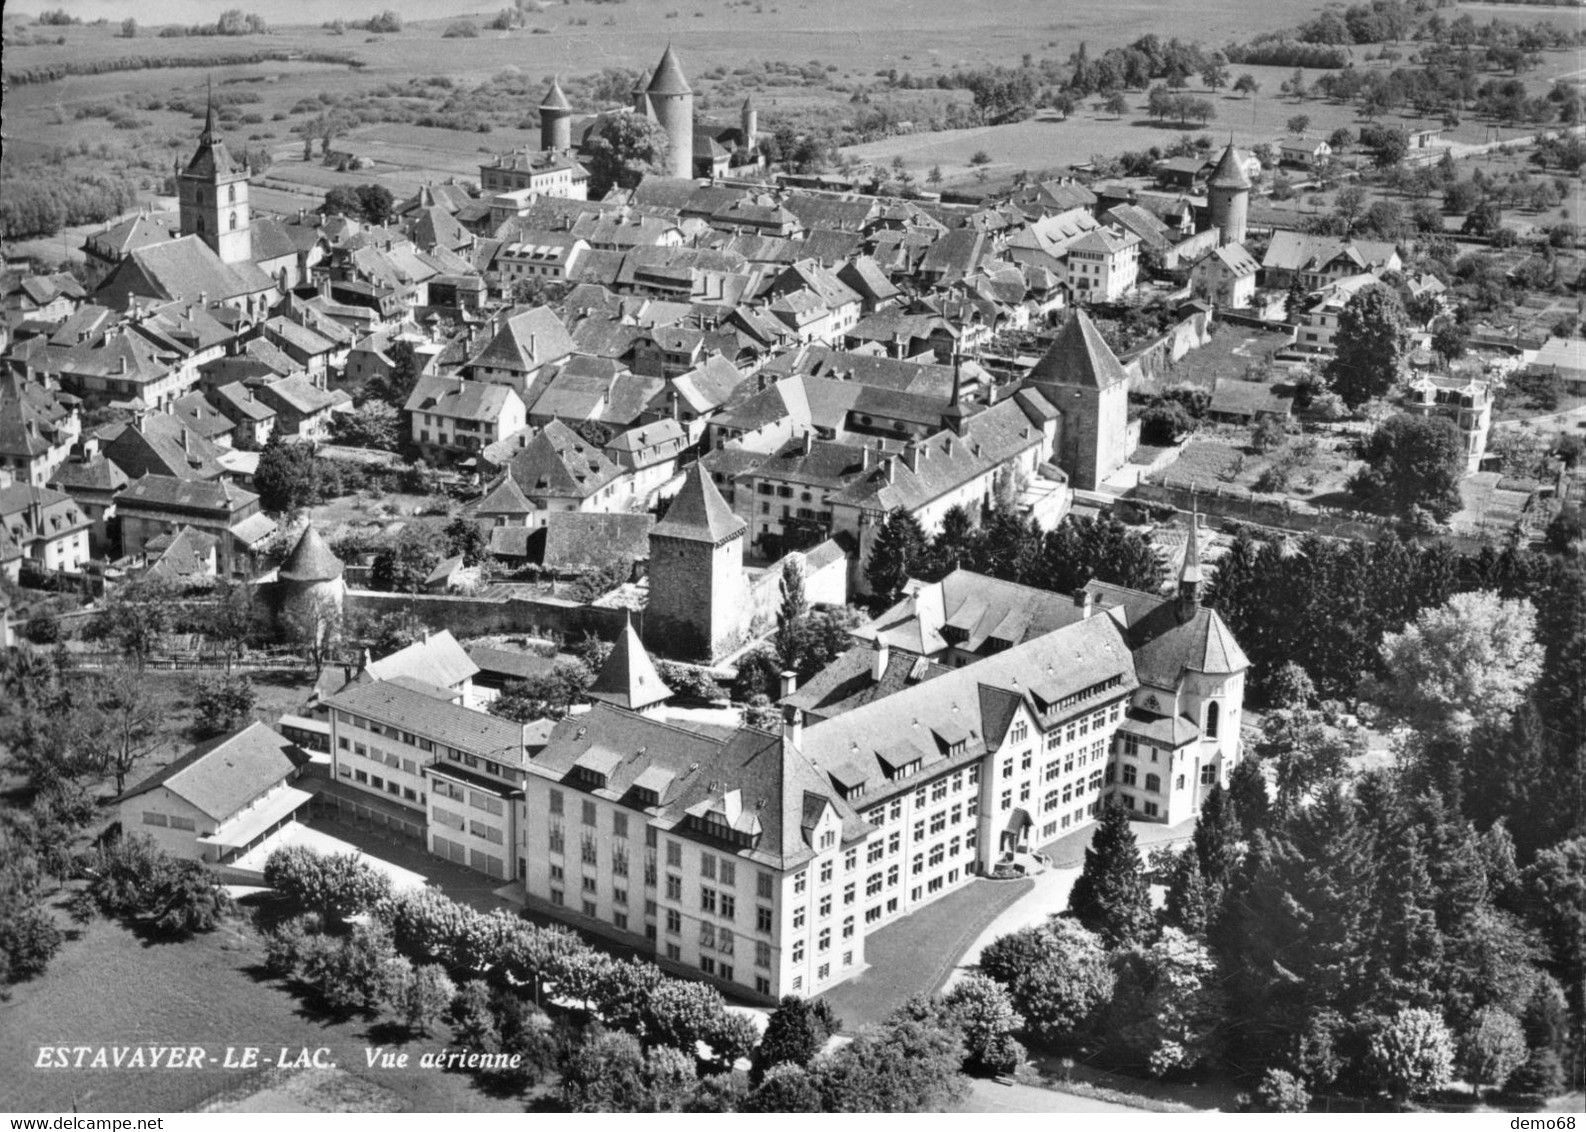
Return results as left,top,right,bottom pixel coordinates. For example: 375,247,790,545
1179,512,1203,615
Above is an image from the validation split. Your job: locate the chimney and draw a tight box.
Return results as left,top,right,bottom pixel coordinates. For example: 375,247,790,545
783,704,803,746
801,430,813,456
902,441,920,473
871,637,890,682
1074,588,1094,619
780,670,797,698
882,455,896,483
360,648,372,671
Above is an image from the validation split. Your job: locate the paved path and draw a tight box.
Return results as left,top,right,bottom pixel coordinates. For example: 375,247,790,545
959,1077,1140,1113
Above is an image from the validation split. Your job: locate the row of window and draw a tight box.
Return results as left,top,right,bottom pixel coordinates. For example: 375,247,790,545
340,764,423,804
142,811,197,832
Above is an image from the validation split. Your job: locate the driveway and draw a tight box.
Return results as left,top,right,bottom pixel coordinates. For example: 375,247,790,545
958,1077,1140,1113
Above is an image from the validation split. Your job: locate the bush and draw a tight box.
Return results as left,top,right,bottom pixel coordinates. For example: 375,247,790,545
263,846,393,928
1140,401,1194,446
443,20,479,38
1256,1068,1311,1112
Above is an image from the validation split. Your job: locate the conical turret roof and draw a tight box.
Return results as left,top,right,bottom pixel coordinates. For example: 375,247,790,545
1209,142,1251,190
279,524,343,583
540,76,571,112
741,92,757,112
632,68,652,94
652,463,745,545
1180,514,1203,588
647,44,692,96
589,617,672,711
1025,308,1130,390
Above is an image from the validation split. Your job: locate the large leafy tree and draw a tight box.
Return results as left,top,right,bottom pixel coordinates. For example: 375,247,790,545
1366,1007,1456,1107
1033,513,1163,595
1349,413,1466,522
1106,927,1225,1076
370,523,446,593
254,435,322,517
1369,590,1542,740
1325,283,1411,407
976,917,1115,1047
586,115,672,197
1068,803,1155,949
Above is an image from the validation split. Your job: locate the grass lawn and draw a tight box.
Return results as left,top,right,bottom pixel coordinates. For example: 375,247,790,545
815,877,1033,1032
0,910,521,1113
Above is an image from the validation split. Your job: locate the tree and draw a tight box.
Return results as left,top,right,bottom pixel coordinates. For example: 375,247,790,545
1103,92,1130,118
1033,513,1163,596
205,578,258,673
1325,284,1411,408
1350,413,1464,521
560,1028,655,1112
1163,849,1209,936
369,340,423,410
744,1063,823,1112
586,115,672,198
442,516,489,568
285,593,341,680
1106,927,1224,1076
1367,1008,1455,1107
1459,1007,1526,1098
84,671,161,794
1287,114,1312,136
775,557,810,672
813,999,968,1111
323,186,362,217
1372,591,1542,739
1201,61,1229,92
944,973,1025,1074
488,661,593,724
263,846,393,929
643,977,729,1055
190,673,256,739
1255,707,1351,812
255,435,321,516
98,578,175,672
1523,838,1585,1020
1068,804,1154,948
977,917,1114,1047
1140,400,1194,445
355,184,394,226
1368,127,1410,169
370,523,445,593
1256,1068,1311,1112
330,401,400,449
865,507,927,609
1233,74,1259,99
1252,415,1288,454
756,994,840,1078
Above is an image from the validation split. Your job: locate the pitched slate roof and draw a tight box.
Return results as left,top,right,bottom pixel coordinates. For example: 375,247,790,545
362,629,481,691
507,420,623,500
1025,308,1130,391
144,525,217,581
588,617,672,711
782,646,953,723
279,524,344,583
540,76,572,111
467,645,559,683
800,615,1137,804
471,307,577,374
652,461,746,544
542,511,653,571
117,473,257,516
326,679,524,762
476,473,535,517
405,374,518,423
118,722,304,820
98,236,275,306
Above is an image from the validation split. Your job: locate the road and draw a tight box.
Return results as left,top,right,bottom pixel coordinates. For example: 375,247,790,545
960,1077,1141,1113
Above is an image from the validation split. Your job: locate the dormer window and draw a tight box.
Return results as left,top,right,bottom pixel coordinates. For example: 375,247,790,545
819,829,836,850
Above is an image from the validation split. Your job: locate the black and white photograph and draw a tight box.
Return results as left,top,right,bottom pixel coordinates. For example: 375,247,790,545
0,0,1582,1118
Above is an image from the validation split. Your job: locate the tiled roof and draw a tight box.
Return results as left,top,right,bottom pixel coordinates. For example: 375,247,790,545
405,374,518,422
1208,143,1252,190
540,76,572,111
279,524,344,583
648,46,693,95
782,646,953,722
118,473,257,515
1025,309,1130,391
652,462,746,544
507,420,623,500
588,618,671,711
542,511,653,571
118,722,305,821
325,679,525,762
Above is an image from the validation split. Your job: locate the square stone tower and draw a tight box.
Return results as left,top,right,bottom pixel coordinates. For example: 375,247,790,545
1023,309,1131,491
643,463,746,661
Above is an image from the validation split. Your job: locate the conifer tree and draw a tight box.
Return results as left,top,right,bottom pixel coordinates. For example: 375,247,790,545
1068,803,1154,949
1226,759,1271,839
1192,783,1241,906
1164,849,1209,936
924,503,978,579
865,507,927,609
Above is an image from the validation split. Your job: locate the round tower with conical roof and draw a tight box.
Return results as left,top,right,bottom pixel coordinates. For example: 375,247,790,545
646,45,694,180
1207,141,1250,248
631,69,652,117
540,76,572,153
740,93,758,157
276,523,345,629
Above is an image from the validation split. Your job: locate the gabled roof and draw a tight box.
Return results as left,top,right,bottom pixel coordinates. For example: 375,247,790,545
279,524,344,583
1025,308,1130,391
782,646,953,723
363,629,480,691
470,306,576,374
542,511,653,571
325,679,523,761
118,722,305,821
507,420,623,500
652,461,746,545
477,473,535,516
588,617,672,711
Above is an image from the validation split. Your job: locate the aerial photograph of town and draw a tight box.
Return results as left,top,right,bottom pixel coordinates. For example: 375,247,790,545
0,0,1582,1119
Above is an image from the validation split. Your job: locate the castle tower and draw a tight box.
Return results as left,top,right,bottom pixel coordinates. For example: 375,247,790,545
1207,141,1250,248
539,76,572,153
740,93,758,155
643,462,745,661
646,45,694,180
178,90,252,265
1023,309,1131,491
588,615,673,715
276,524,345,631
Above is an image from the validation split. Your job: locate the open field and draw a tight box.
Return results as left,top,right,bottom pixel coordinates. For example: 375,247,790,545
0,913,520,1113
